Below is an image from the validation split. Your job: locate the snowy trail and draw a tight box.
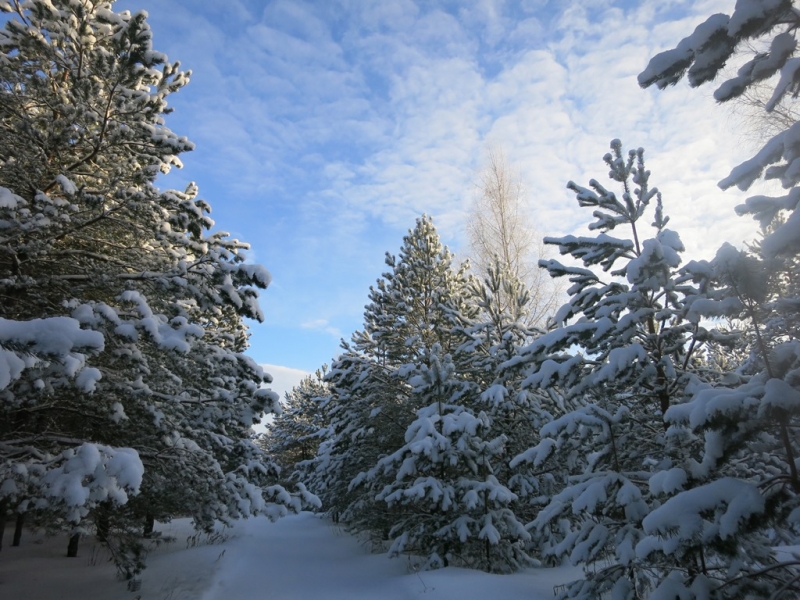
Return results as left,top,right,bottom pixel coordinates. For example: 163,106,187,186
204,513,410,600
201,513,422,600
200,513,580,600
2,513,581,600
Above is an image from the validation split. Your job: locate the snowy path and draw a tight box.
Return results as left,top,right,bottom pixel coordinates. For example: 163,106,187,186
202,514,414,599
1,512,581,600
200,513,580,600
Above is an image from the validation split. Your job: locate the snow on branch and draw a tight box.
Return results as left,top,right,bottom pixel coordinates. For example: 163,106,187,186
639,0,792,91
0,316,104,390
41,443,144,523
638,477,765,557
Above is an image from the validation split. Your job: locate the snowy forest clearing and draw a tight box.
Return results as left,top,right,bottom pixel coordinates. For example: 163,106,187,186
0,513,582,600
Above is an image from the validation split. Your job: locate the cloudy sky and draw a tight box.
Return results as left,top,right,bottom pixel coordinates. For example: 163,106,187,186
115,0,768,398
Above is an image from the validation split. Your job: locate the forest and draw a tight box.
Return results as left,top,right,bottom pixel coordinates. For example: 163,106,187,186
1,1,799,599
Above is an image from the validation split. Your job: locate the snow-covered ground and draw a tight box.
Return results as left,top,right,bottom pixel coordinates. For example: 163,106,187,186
0,513,582,599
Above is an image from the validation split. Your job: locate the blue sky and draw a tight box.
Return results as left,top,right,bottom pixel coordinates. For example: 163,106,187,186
114,0,764,398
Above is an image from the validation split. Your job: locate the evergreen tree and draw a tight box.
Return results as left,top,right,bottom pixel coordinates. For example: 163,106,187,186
0,0,311,574
367,343,530,572
364,215,472,365
264,368,328,480
305,339,414,532
309,219,551,572
455,259,563,540
637,2,800,595
308,216,474,540
510,141,733,598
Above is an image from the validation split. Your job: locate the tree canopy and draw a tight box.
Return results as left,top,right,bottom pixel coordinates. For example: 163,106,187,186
0,0,315,576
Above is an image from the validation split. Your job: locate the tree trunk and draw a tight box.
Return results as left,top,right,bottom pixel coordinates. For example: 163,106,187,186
67,532,80,557
143,514,155,537
0,500,7,551
12,512,24,546
96,503,110,542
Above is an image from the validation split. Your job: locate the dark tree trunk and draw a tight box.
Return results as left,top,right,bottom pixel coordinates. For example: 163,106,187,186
67,532,80,557
96,503,110,542
143,514,155,537
12,512,24,547
0,500,7,551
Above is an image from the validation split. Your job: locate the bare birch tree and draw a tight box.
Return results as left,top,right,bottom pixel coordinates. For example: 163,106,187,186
719,41,800,146
466,148,562,328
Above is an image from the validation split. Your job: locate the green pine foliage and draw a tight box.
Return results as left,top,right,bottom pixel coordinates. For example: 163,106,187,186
508,140,734,598
263,368,328,481
300,218,555,572
637,2,800,596
368,344,530,572
455,259,566,530
305,216,474,538
0,0,313,576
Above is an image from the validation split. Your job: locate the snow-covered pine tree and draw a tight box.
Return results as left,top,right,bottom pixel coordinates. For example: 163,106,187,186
306,340,413,533
339,225,547,572
509,141,735,598
308,216,474,540
636,2,800,596
0,0,310,572
366,342,530,572
454,259,562,541
264,368,328,480
365,215,472,365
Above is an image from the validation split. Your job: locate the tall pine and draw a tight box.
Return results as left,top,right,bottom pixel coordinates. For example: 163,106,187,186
308,216,474,541
510,141,733,598
637,2,800,596
0,0,311,573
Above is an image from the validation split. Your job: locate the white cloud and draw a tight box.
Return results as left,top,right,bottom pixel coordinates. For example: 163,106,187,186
117,0,769,365
300,0,759,263
260,363,311,403
301,319,343,339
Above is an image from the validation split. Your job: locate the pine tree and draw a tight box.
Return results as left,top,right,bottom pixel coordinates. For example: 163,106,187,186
365,215,472,365
310,219,549,571
366,343,530,572
0,0,311,574
264,368,328,480
510,141,733,598
454,259,562,544
308,343,412,533
637,3,800,595
308,216,475,541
